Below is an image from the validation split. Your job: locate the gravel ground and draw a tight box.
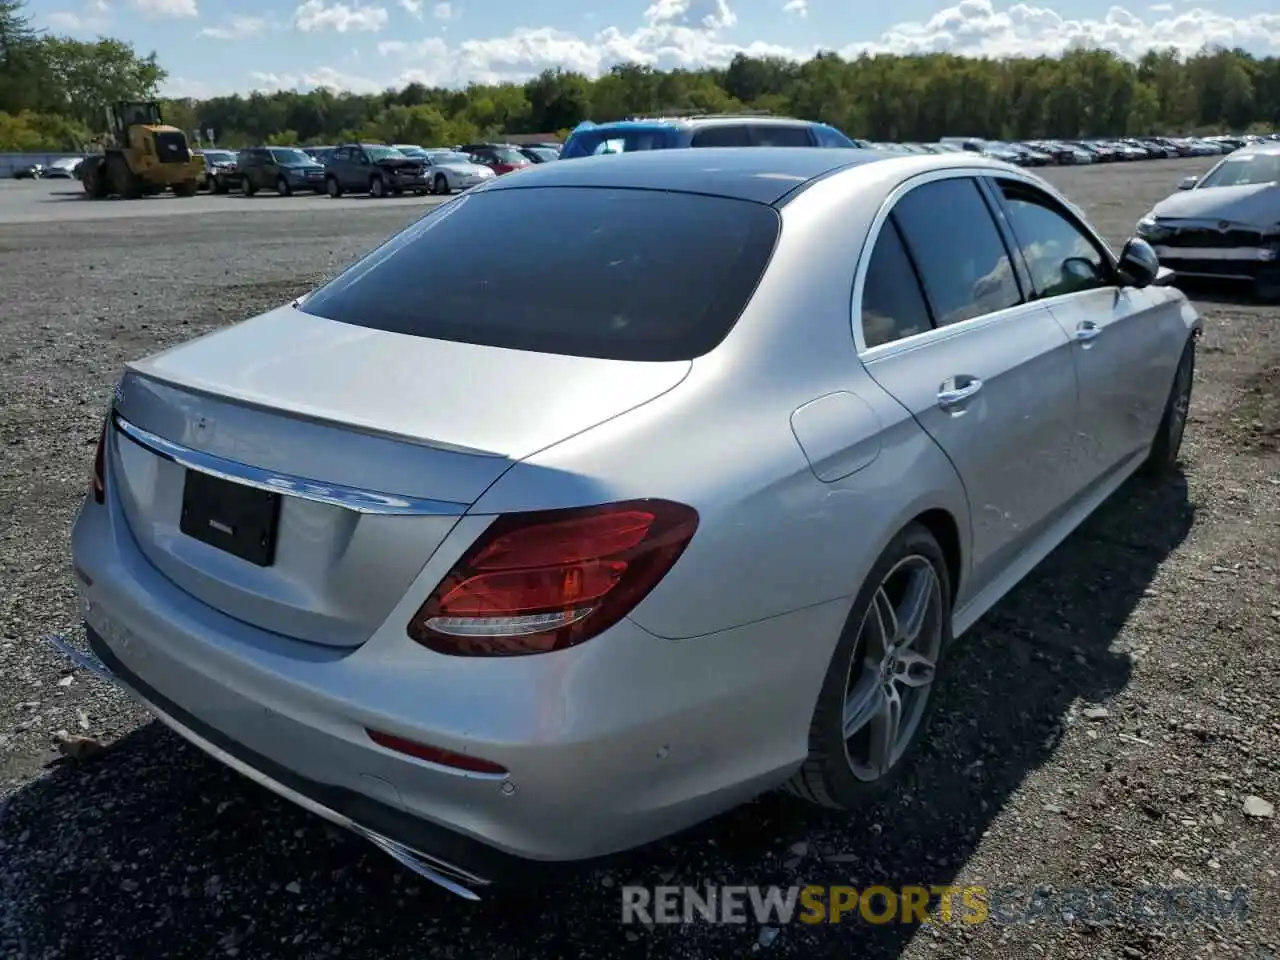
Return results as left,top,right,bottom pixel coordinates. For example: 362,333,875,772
1,158,1277,960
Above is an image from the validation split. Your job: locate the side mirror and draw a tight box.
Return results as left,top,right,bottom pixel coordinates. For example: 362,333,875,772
1178,175,1198,190
1117,237,1160,289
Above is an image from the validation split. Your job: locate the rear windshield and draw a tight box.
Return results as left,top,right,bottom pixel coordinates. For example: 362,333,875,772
562,127,679,159
300,187,780,362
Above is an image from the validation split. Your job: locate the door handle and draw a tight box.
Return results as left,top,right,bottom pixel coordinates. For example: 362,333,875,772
937,376,983,408
1074,321,1102,342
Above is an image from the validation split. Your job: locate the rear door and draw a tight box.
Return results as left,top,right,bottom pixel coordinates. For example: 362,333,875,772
854,173,1082,598
984,175,1181,483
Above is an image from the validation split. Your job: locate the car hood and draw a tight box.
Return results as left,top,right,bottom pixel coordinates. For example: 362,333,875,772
1151,183,1280,226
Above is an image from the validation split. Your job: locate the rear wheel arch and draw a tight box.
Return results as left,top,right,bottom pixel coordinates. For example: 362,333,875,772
913,507,962,609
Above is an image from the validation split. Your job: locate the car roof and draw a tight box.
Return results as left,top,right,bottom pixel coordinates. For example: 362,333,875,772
584,116,824,133
479,146,927,205
1228,142,1280,156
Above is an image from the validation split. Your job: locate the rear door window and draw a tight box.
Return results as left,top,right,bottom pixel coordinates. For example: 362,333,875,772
748,125,815,147
691,125,752,147
892,177,1023,327
301,187,781,362
860,218,934,348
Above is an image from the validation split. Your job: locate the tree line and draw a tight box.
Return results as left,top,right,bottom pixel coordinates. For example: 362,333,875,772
2,0,1278,153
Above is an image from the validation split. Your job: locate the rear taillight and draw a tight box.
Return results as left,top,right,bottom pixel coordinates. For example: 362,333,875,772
91,417,107,504
407,500,699,657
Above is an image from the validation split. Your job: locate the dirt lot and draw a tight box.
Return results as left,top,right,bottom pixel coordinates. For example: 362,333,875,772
1,158,1277,960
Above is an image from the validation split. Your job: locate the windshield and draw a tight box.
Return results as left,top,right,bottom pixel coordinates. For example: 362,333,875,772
300,187,781,362
395,146,428,157
525,147,559,162
1198,153,1280,189
427,151,472,165
488,146,526,163
270,148,313,165
366,146,405,161
204,151,235,163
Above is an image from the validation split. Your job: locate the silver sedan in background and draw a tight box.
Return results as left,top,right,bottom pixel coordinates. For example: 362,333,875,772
420,149,496,195
55,148,1200,901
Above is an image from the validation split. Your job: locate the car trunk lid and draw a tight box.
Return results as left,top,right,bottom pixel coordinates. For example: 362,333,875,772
111,305,690,648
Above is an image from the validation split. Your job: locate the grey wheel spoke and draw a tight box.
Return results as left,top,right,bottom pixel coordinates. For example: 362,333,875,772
842,671,883,739
868,684,903,776
893,649,936,689
894,566,937,648
867,587,895,660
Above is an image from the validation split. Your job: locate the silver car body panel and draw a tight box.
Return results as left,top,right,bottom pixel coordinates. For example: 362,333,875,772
65,148,1201,897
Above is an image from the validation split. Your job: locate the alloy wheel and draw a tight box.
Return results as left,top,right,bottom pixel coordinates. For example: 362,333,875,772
842,555,943,782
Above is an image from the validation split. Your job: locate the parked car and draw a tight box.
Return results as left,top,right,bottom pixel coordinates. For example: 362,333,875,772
560,114,857,159
1135,142,1280,300
421,150,496,194
12,163,43,179
457,142,533,175
323,143,427,197
237,147,327,196
43,157,84,179
303,146,336,165
517,145,560,164
391,144,430,160
199,149,240,193
57,146,1200,902
1029,140,1093,164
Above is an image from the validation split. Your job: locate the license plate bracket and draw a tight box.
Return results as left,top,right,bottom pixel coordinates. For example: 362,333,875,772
180,470,281,567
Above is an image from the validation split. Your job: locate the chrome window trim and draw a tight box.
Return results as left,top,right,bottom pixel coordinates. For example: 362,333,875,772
112,412,468,517
850,164,1117,358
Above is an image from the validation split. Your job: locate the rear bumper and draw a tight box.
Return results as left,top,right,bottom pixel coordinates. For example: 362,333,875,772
66,481,846,894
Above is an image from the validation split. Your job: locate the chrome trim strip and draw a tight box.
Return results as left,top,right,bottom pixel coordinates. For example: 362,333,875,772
46,633,487,901
112,413,467,517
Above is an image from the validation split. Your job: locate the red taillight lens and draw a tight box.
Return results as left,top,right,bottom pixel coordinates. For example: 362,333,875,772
407,500,699,657
91,417,107,504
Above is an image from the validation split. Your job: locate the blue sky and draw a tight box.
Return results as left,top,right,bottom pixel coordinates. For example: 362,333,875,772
34,0,1280,98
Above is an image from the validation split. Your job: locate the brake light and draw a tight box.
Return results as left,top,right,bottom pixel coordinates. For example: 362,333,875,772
407,500,699,657
91,417,107,504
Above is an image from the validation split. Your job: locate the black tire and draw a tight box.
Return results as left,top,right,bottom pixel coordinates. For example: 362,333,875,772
326,176,342,198
276,176,292,197
784,523,953,810
106,154,141,199
433,173,449,196
369,175,386,198
241,176,256,197
1141,337,1196,477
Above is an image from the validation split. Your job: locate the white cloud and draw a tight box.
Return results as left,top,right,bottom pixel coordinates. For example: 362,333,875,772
201,15,269,39
841,0,1280,60
250,66,386,94
132,0,196,17
293,0,388,33
187,0,1280,97
45,0,111,32
398,0,422,16
782,0,808,17
1148,3,1173,11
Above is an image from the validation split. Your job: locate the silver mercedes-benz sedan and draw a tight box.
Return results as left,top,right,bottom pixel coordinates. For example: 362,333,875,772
1135,142,1280,301
54,147,1201,901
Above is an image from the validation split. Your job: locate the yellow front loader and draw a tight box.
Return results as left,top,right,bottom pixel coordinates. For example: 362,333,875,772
79,101,205,199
